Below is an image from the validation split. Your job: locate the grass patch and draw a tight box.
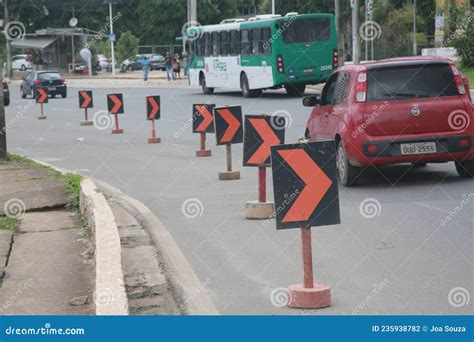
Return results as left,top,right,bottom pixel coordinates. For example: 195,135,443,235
459,67,474,85
77,217,92,238
64,173,83,210
0,216,18,232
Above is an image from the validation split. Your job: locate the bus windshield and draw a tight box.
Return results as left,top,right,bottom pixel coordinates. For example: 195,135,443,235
282,18,330,44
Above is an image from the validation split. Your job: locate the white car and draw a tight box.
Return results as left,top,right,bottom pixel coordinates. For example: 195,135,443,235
12,55,32,71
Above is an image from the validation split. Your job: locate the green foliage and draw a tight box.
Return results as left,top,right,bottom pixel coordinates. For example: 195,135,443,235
64,173,83,210
0,216,18,231
116,31,139,63
451,15,474,68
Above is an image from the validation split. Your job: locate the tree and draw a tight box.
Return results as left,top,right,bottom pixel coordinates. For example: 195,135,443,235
451,14,474,68
116,31,139,63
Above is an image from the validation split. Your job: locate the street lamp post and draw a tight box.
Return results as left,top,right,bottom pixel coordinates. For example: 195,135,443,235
0,60,6,160
352,0,361,64
104,0,117,76
413,0,417,55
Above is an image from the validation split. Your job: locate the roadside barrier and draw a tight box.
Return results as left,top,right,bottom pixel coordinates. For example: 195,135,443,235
146,95,161,144
36,88,48,120
107,93,124,134
78,90,94,126
192,104,215,157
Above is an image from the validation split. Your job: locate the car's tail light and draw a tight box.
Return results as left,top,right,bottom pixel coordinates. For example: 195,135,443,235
459,138,470,147
450,65,466,95
277,55,284,73
355,71,367,102
333,49,338,69
59,78,66,85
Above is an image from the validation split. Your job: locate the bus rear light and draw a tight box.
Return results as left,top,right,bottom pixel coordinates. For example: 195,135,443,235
333,49,338,69
355,71,367,102
277,55,284,73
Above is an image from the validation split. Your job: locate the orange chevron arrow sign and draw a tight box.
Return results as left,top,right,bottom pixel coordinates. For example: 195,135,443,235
36,88,48,104
107,93,124,114
79,90,93,108
214,106,243,145
193,104,215,133
243,115,285,167
146,96,160,120
270,141,340,229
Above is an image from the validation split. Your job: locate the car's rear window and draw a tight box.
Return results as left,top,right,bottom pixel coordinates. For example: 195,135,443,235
367,63,458,102
38,72,61,80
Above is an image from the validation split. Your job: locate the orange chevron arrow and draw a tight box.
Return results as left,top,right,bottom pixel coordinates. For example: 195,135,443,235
248,118,281,164
195,105,213,131
110,94,122,113
148,97,160,119
217,108,240,143
80,91,92,108
277,149,332,223
37,88,48,103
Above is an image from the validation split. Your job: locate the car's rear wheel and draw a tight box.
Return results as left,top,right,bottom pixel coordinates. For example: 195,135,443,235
241,73,262,98
455,159,474,178
4,98,9,106
200,74,214,94
337,140,361,187
285,83,306,97
127,65,133,72
62,93,67,98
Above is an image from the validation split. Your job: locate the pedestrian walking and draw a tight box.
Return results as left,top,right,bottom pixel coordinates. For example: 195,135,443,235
142,56,150,81
173,53,181,79
182,52,188,77
164,52,174,81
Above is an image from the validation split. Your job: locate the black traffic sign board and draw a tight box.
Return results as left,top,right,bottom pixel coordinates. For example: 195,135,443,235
243,115,285,167
79,90,93,108
192,104,215,133
146,96,160,120
107,93,124,114
270,141,340,230
213,105,243,145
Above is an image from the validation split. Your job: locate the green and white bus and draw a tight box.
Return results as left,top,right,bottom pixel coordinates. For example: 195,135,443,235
187,12,338,97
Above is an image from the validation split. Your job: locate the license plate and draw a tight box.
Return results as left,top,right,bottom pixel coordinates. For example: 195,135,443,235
400,142,436,155
48,87,56,91
303,68,314,73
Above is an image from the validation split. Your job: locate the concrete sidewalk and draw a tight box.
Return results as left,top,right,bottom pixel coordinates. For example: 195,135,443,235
0,158,94,315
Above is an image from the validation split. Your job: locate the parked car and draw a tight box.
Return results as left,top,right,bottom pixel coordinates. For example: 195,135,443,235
3,81,10,106
11,54,32,71
20,70,67,99
149,54,166,71
121,55,143,71
303,56,474,186
96,54,109,71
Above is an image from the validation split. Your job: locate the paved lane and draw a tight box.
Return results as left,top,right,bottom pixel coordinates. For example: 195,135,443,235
4,84,472,315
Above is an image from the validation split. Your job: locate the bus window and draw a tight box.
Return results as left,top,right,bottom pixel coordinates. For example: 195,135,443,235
241,29,251,56
251,28,260,55
212,31,219,56
283,18,330,44
220,31,229,56
230,30,240,56
261,27,271,55
204,32,211,57
197,36,204,56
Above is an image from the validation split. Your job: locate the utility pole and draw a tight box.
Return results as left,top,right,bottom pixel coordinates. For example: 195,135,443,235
352,0,360,64
190,0,197,23
4,0,12,79
335,0,344,67
107,1,116,76
364,0,368,61
413,0,417,55
0,59,6,160
271,0,275,15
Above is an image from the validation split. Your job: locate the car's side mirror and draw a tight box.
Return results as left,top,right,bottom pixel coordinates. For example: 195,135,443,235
302,95,320,107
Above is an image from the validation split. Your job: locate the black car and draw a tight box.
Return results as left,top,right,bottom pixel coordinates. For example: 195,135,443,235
20,70,67,99
3,81,10,106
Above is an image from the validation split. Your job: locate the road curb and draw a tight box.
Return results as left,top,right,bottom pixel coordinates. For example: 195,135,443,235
31,159,129,316
94,179,219,315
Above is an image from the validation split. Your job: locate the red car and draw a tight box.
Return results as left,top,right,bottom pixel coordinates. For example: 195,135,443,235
304,56,473,186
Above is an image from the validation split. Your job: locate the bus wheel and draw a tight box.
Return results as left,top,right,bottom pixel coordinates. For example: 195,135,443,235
285,83,306,97
241,73,262,98
200,74,214,94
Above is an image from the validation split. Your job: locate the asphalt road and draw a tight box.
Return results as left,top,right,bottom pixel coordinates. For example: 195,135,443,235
4,83,473,315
